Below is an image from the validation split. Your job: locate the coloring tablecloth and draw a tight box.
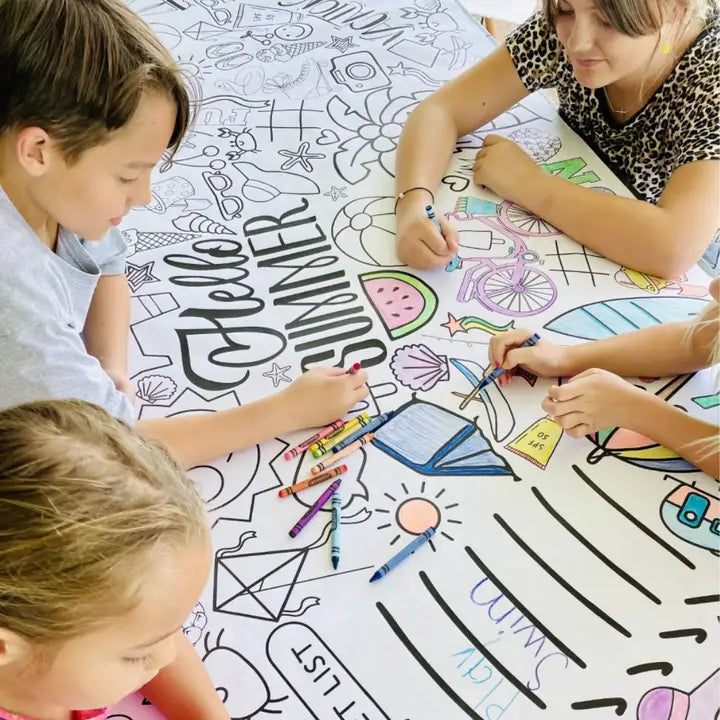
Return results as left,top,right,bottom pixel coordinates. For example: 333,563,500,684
112,2,719,718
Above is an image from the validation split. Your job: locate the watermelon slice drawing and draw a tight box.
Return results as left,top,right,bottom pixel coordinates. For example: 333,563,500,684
360,271,438,340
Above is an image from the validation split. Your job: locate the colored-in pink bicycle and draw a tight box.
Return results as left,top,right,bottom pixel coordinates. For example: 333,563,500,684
445,198,559,317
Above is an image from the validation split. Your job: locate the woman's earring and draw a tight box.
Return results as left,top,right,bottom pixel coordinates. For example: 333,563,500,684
660,41,673,54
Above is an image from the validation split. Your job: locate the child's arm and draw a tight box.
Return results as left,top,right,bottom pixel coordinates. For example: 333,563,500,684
136,366,369,469
83,273,133,402
542,369,719,478
475,139,719,278
141,632,228,720
490,316,717,379
394,46,529,269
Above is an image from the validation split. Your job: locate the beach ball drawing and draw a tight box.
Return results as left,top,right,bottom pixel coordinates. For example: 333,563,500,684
332,196,404,267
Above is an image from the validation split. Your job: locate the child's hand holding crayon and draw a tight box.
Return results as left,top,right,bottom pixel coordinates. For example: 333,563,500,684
488,328,568,381
278,366,369,431
395,197,459,270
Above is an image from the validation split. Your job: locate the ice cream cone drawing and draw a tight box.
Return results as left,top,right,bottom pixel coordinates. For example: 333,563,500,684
122,228,200,254
505,415,564,470
172,212,234,235
615,267,708,297
257,42,325,63
637,669,719,720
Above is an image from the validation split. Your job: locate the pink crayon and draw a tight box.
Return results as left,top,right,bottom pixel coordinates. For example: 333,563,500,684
284,419,344,460
289,478,342,538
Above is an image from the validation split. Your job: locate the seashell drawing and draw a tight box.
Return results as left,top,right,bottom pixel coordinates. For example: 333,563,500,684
508,127,562,163
136,374,178,404
390,344,449,392
172,212,234,235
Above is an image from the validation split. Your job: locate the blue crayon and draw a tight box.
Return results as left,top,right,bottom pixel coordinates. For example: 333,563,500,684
369,526,436,583
426,204,459,268
331,410,395,453
459,332,541,410
331,491,341,570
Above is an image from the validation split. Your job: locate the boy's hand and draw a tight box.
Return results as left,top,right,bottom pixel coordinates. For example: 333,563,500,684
473,135,542,205
396,200,459,270
278,366,369,430
489,328,568,378
541,369,645,437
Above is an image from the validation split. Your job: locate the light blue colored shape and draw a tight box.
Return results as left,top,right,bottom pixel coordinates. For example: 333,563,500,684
545,297,708,340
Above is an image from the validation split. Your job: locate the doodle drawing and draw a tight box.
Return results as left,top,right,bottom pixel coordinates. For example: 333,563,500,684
637,668,719,720
373,397,518,478
360,270,438,340
332,196,402,267
659,479,719,554
505,415,564,470
445,197,559,316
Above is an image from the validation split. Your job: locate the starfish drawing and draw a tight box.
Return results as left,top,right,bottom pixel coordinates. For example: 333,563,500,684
323,185,348,201
126,260,160,292
262,362,292,388
326,35,358,52
278,141,325,172
441,313,466,337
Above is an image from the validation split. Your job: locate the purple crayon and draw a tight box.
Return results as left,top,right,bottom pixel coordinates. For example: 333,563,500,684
289,478,342,538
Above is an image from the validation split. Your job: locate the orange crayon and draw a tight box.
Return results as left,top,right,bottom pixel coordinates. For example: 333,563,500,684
278,465,348,498
310,433,375,475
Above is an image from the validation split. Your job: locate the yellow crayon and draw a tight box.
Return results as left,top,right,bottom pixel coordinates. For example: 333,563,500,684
310,433,375,475
310,413,370,456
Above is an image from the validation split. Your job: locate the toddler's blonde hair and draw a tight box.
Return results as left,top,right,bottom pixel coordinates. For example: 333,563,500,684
0,400,209,645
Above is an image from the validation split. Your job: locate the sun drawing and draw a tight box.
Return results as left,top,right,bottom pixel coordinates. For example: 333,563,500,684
374,481,462,551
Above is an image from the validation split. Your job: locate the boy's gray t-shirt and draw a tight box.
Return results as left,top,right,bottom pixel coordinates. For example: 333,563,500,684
0,188,134,423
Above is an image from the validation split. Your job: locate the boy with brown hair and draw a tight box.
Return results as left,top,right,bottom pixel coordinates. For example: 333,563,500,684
0,0,367,464
0,0,367,715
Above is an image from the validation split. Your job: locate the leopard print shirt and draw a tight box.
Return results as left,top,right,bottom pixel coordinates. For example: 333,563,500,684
506,10,720,204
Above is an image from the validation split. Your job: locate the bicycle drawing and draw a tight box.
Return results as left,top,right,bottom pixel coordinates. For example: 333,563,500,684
445,197,559,317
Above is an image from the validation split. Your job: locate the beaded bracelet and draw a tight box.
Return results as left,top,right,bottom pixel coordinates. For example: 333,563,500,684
394,186,434,213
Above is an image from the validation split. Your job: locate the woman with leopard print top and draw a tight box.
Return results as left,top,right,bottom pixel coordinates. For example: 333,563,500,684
395,0,719,278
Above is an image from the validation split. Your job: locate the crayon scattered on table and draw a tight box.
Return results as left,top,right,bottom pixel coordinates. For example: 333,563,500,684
278,464,347,498
345,362,361,375
311,433,375,475
331,410,395,453
284,418,344,460
331,491,341,570
459,333,541,410
311,413,370,457
289,478,342,538
369,526,435,583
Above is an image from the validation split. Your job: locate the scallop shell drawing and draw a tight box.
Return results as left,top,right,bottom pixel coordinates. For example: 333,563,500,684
136,374,178,404
390,344,449,392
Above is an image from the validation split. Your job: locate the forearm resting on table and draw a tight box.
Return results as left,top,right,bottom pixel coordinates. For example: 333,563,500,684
558,320,716,378
522,172,707,278
142,633,228,720
83,274,131,374
628,394,719,478
395,47,529,202
137,393,293,469
394,102,458,199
